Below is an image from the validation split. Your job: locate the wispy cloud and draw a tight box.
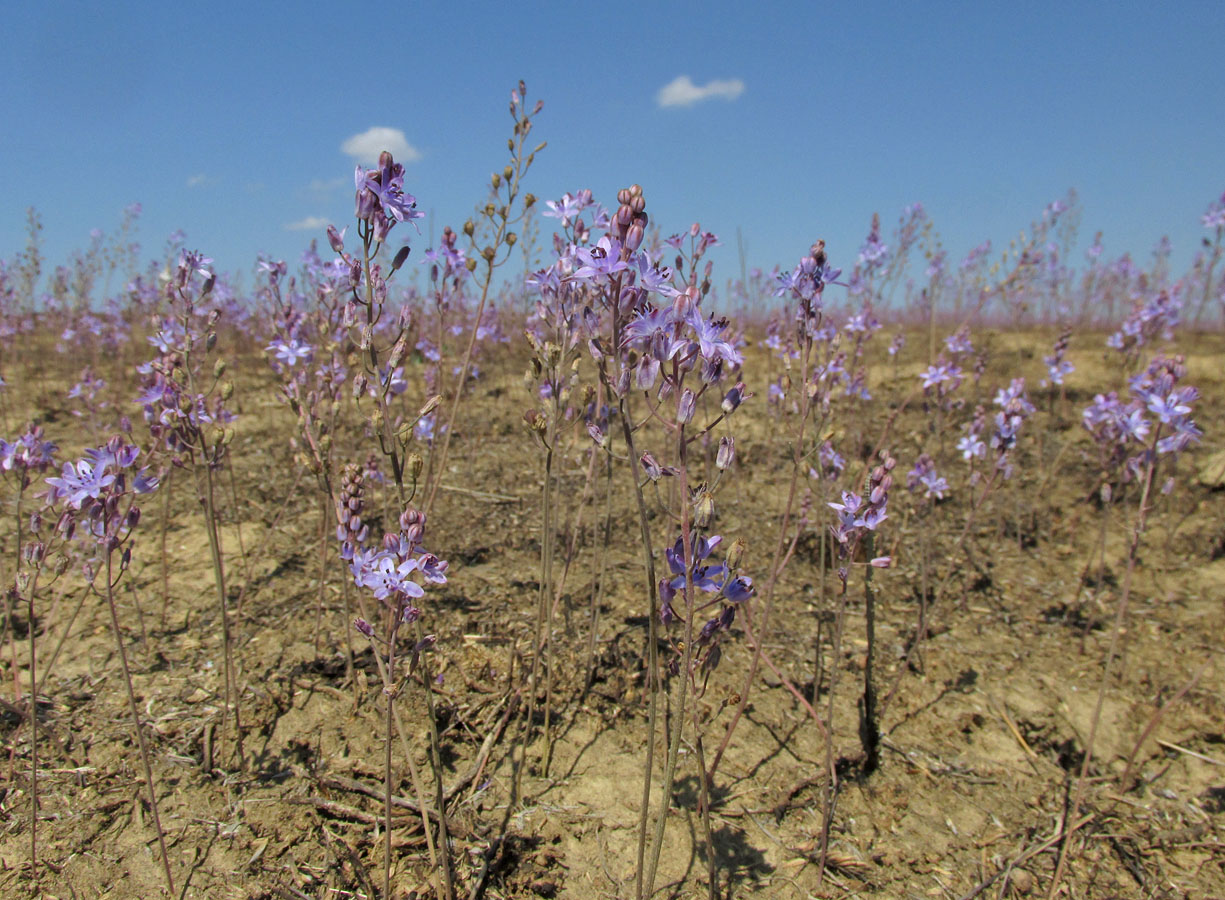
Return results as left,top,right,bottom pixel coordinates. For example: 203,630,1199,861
341,127,422,165
186,173,218,188
307,177,346,193
656,76,746,108
284,215,329,232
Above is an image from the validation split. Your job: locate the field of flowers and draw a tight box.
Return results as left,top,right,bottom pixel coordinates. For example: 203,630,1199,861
1,87,1222,899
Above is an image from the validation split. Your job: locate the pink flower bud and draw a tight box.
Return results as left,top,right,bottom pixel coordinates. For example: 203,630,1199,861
327,225,346,255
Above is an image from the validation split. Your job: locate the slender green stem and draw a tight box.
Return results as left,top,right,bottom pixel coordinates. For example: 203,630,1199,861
860,533,880,773
27,567,40,887
158,465,173,629
384,618,396,900
5,483,25,703
105,544,175,896
643,422,696,899
1049,429,1160,898
199,464,241,766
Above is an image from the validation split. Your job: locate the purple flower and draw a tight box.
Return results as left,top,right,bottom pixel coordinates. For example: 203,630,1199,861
1145,390,1193,425
665,534,727,594
721,575,754,604
268,337,313,367
351,550,425,602
355,157,421,228
687,310,743,367
47,460,115,508
570,236,628,282
542,190,594,226
632,251,680,297
944,328,973,355
907,454,948,499
956,434,985,460
640,451,678,482
0,426,58,472
919,361,962,393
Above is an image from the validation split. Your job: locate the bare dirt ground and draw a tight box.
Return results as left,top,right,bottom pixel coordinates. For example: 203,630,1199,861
0,327,1222,899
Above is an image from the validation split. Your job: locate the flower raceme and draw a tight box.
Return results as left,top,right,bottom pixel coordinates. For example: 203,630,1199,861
1083,355,1201,479
46,438,158,511
44,437,159,552
907,453,949,500
828,452,896,555
341,498,449,624
0,425,58,475
657,533,755,650
354,152,424,243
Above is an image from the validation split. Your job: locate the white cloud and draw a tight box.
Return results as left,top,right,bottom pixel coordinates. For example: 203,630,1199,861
186,173,217,188
284,216,330,232
656,75,746,108
341,127,422,164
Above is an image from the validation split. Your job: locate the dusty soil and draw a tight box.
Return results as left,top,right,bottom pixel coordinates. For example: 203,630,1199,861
0,325,1222,899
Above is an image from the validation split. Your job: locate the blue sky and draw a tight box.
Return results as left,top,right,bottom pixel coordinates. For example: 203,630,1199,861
3,1,1223,297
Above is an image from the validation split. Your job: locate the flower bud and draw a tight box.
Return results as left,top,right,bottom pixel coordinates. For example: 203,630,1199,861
641,452,663,482
327,225,346,254
355,186,376,220
626,223,644,251
391,244,411,273
586,421,606,447
725,538,746,571
722,383,745,413
677,389,696,424
354,618,374,638
693,488,715,528
614,367,631,398
523,408,547,439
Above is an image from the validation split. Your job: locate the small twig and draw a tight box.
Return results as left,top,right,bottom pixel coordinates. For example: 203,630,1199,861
957,813,1094,900
446,690,517,802
314,772,439,823
289,795,420,827
1119,660,1210,790
1154,739,1225,767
